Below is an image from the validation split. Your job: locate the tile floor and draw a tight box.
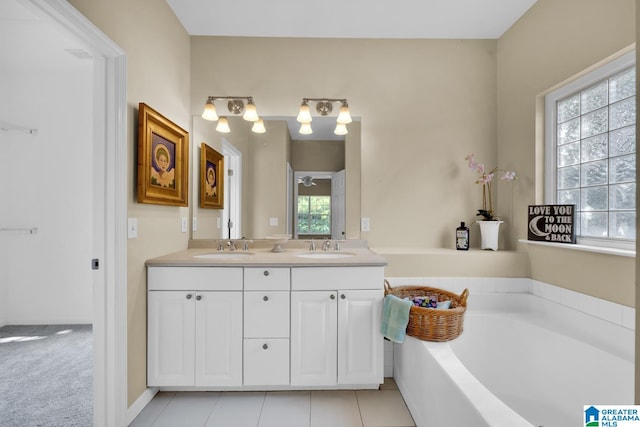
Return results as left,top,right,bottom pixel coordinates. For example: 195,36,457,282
130,378,415,427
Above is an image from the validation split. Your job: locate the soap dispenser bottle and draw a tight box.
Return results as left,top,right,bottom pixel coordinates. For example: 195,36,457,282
456,222,469,251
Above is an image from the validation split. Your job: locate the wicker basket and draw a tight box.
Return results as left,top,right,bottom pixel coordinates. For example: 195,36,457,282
384,280,469,342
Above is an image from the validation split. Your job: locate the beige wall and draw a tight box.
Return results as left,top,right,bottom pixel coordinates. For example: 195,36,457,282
248,120,290,237
497,0,636,306
291,140,345,171
68,0,191,406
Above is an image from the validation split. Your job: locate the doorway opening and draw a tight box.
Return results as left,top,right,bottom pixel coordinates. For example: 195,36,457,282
223,139,242,239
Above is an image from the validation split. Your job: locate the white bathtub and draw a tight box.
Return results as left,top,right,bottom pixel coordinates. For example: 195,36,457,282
394,292,634,427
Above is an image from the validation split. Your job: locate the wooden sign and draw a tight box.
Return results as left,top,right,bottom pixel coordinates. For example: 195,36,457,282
527,205,576,244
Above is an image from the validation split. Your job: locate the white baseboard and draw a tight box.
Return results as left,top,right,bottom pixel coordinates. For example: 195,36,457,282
126,387,158,426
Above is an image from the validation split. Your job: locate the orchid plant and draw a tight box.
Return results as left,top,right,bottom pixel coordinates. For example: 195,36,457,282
465,154,517,221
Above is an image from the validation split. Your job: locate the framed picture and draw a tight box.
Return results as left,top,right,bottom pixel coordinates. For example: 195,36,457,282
137,103,189,206
200,143,224,209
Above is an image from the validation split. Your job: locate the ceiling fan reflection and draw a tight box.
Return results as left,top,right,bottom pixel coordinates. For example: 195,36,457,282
298,176,316,187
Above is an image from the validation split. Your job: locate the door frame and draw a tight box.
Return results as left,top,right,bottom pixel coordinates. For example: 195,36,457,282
222,139,242,239
29,1,128,426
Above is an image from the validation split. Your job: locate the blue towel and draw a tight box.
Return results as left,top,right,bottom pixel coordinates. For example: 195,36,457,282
380,294,413,343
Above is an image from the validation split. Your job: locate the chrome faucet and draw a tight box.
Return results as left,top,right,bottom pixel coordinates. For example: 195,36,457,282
307,240,316,251
227,240,237,251
322,240,331,251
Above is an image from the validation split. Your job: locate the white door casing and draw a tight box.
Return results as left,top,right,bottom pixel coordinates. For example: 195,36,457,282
331,169,346,239
27,2,128,426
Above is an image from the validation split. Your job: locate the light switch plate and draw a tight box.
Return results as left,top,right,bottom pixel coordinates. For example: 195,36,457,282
127,218,138,239
192,217,198,232
270,217,279,226
361,217,370,232
181,217,188,233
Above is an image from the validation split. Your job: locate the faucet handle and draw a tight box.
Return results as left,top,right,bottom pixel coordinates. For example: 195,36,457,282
306,240,316,251
242,239,253,251
322,239,331,251
217,240,224,251
334,240,344,251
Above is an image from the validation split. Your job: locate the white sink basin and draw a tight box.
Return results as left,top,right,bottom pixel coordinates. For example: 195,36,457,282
193,252,254,259
295,252,356,259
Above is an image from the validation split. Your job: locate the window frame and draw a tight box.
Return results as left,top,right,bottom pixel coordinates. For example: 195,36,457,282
296,195,332,236
544,50,636,250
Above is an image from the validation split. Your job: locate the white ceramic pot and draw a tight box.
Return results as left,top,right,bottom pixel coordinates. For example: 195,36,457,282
477,220,503,251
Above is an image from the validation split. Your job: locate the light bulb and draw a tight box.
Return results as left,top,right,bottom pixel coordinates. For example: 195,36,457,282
297,102,312,123
252,118,266,133
202,99,218,121
299,122,313,135
243,100,259,122
216,116,230,133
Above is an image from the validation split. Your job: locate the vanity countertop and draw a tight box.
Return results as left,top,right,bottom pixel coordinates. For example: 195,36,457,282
146,240,388,268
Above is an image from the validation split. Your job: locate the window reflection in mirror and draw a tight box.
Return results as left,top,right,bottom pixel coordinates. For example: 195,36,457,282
191,115,361,240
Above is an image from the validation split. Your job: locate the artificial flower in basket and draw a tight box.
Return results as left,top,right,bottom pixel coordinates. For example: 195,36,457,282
465,154,517,221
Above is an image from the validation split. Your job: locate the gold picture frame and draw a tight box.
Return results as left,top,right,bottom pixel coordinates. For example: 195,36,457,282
137,103,189,206
200,143,224,209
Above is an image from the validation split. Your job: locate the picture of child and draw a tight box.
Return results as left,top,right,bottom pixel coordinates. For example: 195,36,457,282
150,134,175,189
205,162,217,198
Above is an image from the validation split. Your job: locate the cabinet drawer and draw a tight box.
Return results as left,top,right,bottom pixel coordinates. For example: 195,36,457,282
244,291,289,338
244,267,290,290
291,267,384,291
243,339,289,386
148,267,243,291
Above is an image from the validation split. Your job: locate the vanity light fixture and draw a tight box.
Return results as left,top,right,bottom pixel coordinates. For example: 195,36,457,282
296,98,352,135
334,123,348,136
251,118,266,134
216,116,231,133
202,96,263,133
299,122,313,135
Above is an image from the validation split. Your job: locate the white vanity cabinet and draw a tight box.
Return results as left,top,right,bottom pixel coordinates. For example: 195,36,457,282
146,255,386,390
290,267,384,387
243,268,290,386
147,267,243,387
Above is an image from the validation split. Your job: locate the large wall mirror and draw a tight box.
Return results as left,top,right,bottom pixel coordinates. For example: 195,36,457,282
190,115,361,240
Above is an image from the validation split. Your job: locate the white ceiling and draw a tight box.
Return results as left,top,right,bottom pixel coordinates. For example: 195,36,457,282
166,0,538,39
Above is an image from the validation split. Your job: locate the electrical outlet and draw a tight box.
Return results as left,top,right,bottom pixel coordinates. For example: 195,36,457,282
270,217,279,226
192,217,198,232
361,217,370,232
181,217,188,233
127,218,138,239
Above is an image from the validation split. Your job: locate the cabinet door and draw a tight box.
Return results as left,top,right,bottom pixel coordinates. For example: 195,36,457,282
194,291,243,387
337,289,384,385
147,291,196,386
290,291,338,386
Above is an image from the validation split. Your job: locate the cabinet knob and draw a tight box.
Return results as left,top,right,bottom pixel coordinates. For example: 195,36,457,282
186,294,193,300
263,270,270,276
263,296,269,302
340,294,346,299
262,343,268,350
196,295,202,301
330,294,336,300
